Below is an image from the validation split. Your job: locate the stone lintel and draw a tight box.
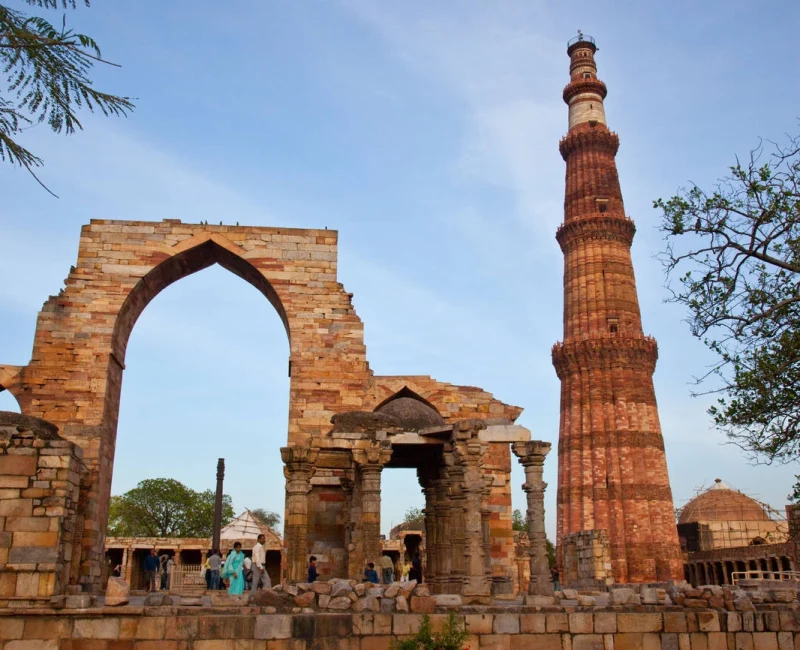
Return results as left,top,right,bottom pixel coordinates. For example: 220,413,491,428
480,424,532,443
309,476,343,486
387,433,445,445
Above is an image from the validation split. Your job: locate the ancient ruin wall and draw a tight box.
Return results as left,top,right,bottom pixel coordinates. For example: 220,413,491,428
0,219,524,592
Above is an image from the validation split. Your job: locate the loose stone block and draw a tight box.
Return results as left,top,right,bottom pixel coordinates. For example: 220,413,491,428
409,596,435,614
104,577,130,606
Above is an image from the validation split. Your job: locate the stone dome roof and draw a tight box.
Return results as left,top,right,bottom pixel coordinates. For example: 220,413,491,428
375,397,445,431
678,479,770,524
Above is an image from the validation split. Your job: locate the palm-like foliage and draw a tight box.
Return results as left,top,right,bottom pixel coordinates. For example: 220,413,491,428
1,0,133,193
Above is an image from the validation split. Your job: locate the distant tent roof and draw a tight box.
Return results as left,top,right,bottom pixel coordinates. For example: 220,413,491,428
220,510,281,543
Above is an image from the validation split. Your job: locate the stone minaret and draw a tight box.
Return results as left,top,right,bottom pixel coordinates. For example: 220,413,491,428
552,34,683,584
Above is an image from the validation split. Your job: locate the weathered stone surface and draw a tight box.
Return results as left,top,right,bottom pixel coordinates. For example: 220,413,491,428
179,596,203,606
380,597,396,612
318,594,331,609
328,596,353,610
104,577,129,606
433,594,462,608
354,583,366,597
254,614,292,639
410,596,435,613
65,594,95,609
312,581,333,595
353,595,378,613
494,614,520,634
294,591,315,607
331,582,353,598
395,594,409,613
414,584,430,597
251,588,290,608
610,589,638,606
384,583,400,598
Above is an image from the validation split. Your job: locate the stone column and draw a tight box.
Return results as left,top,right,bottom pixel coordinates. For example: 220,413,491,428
352,442,392,572
123,547,131,584
433,466,452,594
281,445,318,582
454,423,491,599
445,451,466,593
481,474,493,584
512,440,553,595
417,466,438,590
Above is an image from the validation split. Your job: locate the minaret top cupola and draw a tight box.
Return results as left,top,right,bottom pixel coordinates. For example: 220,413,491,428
564,32,607,131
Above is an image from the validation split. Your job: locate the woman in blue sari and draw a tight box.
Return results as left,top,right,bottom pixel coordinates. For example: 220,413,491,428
221,542,245,595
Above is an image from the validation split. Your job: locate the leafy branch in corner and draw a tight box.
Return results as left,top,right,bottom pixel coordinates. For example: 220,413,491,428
655,130,800,463
1,0,134,195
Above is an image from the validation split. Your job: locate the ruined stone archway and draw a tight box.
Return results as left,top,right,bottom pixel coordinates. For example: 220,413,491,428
2,219,528,593
4,220,372,590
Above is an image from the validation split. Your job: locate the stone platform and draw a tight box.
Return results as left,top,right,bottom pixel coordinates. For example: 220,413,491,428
3,604,800,649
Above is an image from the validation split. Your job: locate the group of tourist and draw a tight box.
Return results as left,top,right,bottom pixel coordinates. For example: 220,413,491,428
142,548,174,592
207,534,273,595
306,553,422,585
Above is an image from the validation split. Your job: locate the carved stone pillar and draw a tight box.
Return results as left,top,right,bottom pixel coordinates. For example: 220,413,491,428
454,424,491,598
445,451,465,593
433,466,452,594
481,474,494,585
512,440,553,595
419,469,437,589
352,442,392,573
281,445,319,582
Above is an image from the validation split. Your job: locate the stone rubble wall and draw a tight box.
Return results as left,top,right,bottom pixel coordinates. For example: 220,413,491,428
561,530,614,588
0,414,83,604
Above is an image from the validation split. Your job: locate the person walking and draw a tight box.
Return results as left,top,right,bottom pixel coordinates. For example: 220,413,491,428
380,554,394,584
251,534,270,592
307,556,318,583
143,549,159,592
207,549,222,591
221,542,245,595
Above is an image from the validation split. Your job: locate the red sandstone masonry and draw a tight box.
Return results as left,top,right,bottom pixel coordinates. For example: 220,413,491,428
553,39,683,583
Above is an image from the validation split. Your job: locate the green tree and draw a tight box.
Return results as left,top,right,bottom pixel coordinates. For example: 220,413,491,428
250,508,281,530
512,508,528,532
1,0,134,193
512,509,556,568
656,132,800,463
106,478,234,538
403,507,424,526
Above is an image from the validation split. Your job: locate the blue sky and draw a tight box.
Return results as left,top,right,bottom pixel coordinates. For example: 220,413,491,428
1,0,799,538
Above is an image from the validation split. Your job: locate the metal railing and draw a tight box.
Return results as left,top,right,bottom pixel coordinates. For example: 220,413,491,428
169,564,206,594
568,33,596,48
731,570,800,584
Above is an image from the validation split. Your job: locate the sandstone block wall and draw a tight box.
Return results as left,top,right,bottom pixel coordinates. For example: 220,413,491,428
3,609,800,649
0,414,83,604
561,530,613,588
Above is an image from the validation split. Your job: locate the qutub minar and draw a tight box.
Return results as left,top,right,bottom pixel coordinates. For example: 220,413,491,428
552,33,684,583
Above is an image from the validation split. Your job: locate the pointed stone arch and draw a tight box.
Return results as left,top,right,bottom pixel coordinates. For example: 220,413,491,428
111,237,290,364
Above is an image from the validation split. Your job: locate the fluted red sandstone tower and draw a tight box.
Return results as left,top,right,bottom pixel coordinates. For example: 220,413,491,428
552,34,683,583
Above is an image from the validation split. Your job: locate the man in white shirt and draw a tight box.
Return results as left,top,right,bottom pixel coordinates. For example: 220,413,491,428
251,534,270,592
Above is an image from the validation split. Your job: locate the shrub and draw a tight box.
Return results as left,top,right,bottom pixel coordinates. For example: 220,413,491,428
391,613,469,650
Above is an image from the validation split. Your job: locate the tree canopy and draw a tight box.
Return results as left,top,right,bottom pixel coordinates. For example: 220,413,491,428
1,0,133,193
656,132,800,463
107,478,234,538
250,508,281,530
